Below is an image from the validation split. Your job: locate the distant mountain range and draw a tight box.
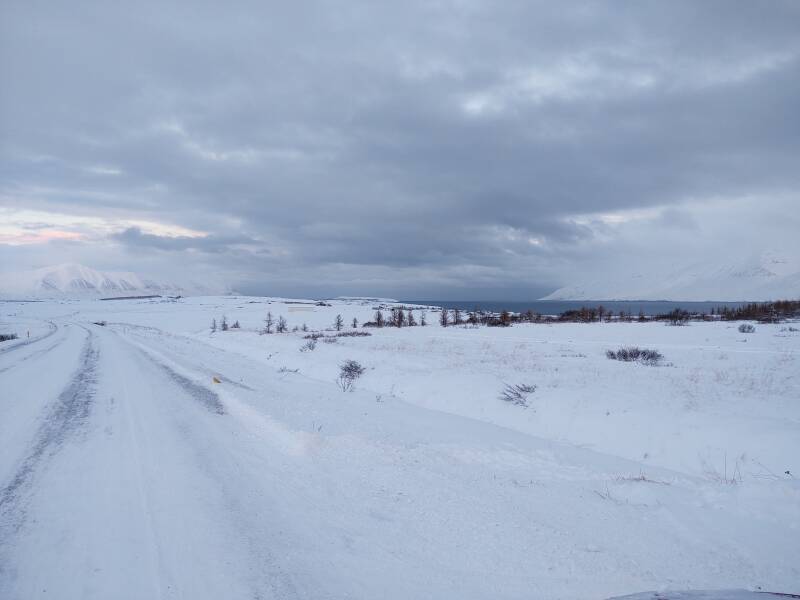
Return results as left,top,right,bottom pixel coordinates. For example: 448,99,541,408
542,252,800,301
0,263,218,298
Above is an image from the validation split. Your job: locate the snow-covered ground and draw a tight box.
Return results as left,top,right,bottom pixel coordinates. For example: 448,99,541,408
1,296,798,599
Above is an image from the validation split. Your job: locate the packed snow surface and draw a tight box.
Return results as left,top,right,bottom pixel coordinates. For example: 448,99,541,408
1,296,798,599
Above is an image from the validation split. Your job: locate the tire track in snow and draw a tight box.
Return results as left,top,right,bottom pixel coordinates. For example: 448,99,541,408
109,326,227,415
0,329,98,538
151,359,226,415
109,322,256,391
113,330,301,598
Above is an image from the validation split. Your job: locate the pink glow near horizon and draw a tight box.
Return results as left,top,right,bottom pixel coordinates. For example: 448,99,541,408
0,230,86,245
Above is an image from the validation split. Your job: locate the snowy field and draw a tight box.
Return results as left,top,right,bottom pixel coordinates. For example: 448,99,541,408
0,296,798,599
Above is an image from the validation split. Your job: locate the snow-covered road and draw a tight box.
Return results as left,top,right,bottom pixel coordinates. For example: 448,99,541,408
1,303,798,599
2,322,294,598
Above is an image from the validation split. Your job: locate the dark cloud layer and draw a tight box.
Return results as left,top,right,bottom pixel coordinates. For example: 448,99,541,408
2,1,799,298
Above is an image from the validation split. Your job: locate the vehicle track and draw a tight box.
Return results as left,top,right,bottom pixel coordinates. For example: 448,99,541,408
154,360,226,415
106,325,228,415
107,327,299,598
0,329,97,537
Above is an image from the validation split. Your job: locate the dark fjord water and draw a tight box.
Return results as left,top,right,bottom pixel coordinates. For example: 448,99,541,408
400,300,748,316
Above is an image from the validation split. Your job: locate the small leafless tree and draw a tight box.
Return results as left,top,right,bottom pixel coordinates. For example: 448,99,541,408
301,322,308,332
420,310,427,326
439,309,449,327
221,315,229,331
407,310,416,326
263,312,274,334
375,310,385,328
352,317,358,328
452,308,462,325
231,320,240,329
334,314,344,331
277,316,288,333
211,318,217,333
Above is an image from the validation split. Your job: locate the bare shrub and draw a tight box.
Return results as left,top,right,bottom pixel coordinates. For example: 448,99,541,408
738,323,755,333
663,309,690,326
701,453,743,485
305,331,371,342
613,471,670,485
337,359,366,391
221,315,229,331
606,347,663,365
231,320,240,329
300,339,317,352
92,321,107,327
499,383,536,407
0,333,19,342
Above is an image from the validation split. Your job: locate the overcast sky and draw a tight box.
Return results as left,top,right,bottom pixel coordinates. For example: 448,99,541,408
1,1,799,299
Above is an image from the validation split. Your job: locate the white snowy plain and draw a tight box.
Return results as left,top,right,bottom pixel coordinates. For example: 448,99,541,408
0,296,798,600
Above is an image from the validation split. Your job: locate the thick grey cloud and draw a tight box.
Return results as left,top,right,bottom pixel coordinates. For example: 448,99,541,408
1,0,798,298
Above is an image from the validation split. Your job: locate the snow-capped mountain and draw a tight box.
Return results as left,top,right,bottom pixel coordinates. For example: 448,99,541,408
0,263,207,298
542,252,800,301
